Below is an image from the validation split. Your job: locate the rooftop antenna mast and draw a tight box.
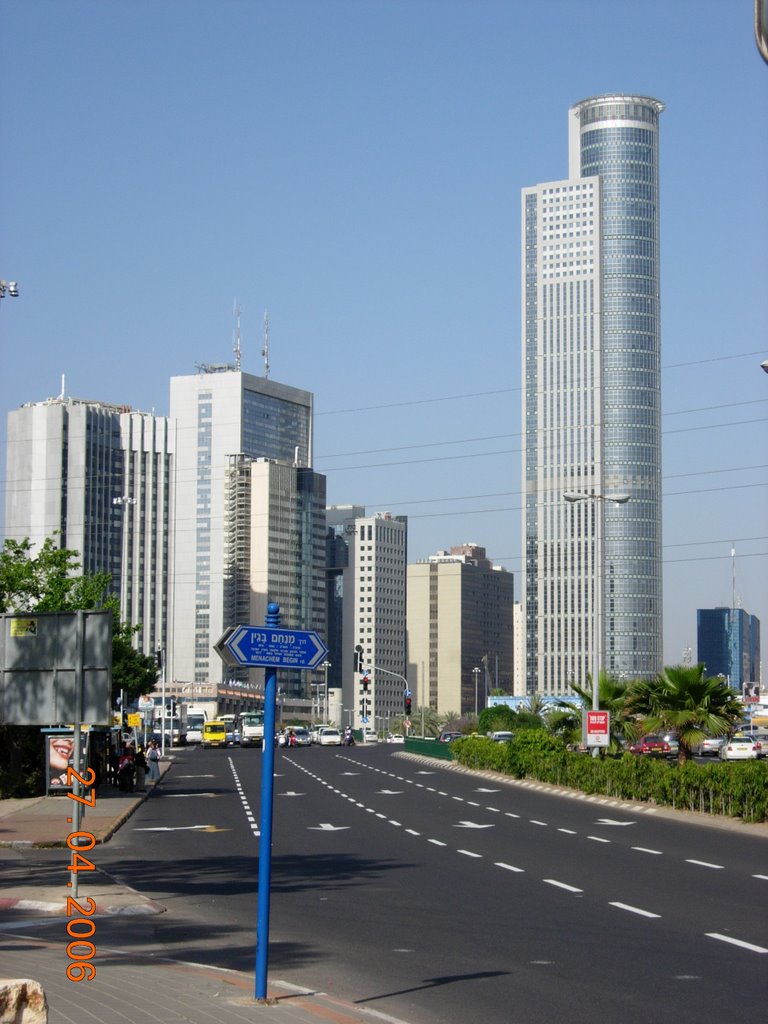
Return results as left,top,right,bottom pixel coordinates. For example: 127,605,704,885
233,299,243,371
262,310,270,379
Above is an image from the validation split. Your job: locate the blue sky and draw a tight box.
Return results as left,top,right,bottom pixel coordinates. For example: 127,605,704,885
1,0,766,669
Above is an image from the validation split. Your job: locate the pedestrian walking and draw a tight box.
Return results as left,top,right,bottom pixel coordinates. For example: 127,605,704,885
147,740,161,782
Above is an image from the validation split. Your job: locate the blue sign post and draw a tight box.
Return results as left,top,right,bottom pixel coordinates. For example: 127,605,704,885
215,608,329,1002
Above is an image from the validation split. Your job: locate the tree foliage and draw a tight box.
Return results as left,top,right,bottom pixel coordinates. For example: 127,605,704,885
626,663,743,763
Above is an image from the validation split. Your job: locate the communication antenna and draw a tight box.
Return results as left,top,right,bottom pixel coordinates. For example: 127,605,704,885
262,311,270,379
233,299,242,371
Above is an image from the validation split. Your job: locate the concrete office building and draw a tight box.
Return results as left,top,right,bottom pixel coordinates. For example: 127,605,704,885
326,506,407,731
697,607,761,691
407,545,514,716
169,368,313,686
5,394,172,656
522,95,664,696
223,454,327,697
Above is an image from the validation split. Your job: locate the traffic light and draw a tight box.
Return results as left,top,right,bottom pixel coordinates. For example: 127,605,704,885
361,675,370,693
404,696,412,715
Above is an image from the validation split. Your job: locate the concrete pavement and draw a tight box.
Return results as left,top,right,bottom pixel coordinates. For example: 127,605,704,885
0,759,410,1024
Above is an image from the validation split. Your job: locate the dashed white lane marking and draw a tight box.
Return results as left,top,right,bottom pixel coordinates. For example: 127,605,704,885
405,829,421,836
706,933,768,954
610,902,661,918
754,874,768,881
428,839,447,847
495,862,524,873
458,850,483,858
587,836,611,843
686,859,724,870
530,820,547,826
558,828,577,835
543,879,582,893
229,758,258,837
633,847,663,855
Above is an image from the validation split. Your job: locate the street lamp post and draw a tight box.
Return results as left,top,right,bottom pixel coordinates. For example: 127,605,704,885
472,667,481,717
322,660,331,723
564,490,630,754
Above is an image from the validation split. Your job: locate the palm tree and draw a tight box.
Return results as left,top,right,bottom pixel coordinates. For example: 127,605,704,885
626,663,743,764
568,672,639,754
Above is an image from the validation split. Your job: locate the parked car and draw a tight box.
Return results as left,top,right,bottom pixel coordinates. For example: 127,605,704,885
629,735,671,757
361,729,378,743
489,731,515,743
751,731,768,758
387,734,405,744
696,735,726,757
719,735,761,761
438,731,463,743
317,727,342,746
661,733,679,756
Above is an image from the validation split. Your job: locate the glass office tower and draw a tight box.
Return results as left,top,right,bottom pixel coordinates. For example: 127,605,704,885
169,369,313,686
522,95,664,695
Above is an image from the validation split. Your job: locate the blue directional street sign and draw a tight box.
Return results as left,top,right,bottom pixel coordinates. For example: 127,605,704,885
215,624,328,670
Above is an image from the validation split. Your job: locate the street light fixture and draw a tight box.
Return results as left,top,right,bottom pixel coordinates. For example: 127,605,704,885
472,667,481,716
0,280,20,299
563,490,630,754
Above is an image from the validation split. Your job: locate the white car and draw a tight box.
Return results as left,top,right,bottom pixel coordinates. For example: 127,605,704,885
719,735,761,761
317,728,342,746
361,729,378,743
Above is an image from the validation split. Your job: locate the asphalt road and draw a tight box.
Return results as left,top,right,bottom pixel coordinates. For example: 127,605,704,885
88,744,768,1024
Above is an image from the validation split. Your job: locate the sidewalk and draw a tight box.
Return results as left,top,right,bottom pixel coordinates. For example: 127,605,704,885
0,763,408,1024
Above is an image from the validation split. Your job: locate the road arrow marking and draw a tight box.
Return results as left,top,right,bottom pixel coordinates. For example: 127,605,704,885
280,791,305,797
308,823,350,831
377,789,403,795
454,821,494,829
134,825,230,832
596,818,635,826
340,772,360,776
163,793,217,798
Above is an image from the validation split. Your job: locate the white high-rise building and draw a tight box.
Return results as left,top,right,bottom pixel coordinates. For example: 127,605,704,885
169,368,313,686
522,95,664,696
5,394,171,656
326,506,407,730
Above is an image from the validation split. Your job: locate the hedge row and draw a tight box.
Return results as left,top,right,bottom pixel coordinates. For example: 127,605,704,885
407,734,768,823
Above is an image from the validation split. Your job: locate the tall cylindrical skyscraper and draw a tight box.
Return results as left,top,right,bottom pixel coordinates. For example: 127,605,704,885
522,95,664,695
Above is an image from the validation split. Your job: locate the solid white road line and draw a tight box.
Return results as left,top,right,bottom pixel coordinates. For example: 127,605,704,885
609,902,661,918
706,933,768,954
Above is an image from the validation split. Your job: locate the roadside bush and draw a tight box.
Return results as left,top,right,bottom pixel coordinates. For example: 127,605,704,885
447,737,768,823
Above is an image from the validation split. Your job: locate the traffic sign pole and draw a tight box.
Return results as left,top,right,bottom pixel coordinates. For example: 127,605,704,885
255,602,280,1002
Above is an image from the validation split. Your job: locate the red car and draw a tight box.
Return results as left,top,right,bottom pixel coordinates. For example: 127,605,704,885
629,735,671,757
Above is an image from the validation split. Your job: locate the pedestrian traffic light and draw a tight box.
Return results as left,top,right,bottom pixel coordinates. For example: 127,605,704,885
404,696,412,715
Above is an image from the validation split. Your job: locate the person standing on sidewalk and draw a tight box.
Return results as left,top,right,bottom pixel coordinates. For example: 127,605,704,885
147,740,161,782
134,745,147,792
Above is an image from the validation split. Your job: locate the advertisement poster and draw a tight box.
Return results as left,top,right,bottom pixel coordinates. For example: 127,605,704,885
46,733,75,790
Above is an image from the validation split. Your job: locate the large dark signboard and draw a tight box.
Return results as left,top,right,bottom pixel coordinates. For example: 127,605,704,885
0,611,112,725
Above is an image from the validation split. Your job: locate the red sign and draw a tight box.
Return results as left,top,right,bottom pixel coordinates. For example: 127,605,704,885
586,710,610,747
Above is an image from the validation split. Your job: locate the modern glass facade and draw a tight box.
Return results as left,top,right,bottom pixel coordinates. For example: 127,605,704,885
522,95,664,695
697,607,762,689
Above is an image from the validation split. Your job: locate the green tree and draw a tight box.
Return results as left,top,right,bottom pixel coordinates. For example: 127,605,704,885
0,537,109,613
626,663,743,764
478,704,517,734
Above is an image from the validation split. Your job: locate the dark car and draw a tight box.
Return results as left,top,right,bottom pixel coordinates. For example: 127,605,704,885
438,731,463,743
629,735,671,757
